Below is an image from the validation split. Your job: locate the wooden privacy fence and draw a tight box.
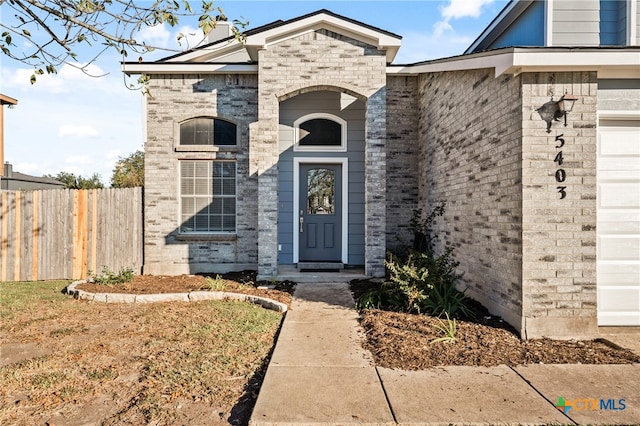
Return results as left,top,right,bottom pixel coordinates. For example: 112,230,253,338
0,187,143,281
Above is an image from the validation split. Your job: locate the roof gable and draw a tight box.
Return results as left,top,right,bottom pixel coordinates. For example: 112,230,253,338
163,9,402,64
468,0,638,53
466,0,542,53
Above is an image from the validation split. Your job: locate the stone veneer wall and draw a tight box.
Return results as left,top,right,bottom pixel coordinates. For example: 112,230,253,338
386,76,420,253
419,69,525,331
520,72,598,338
144,74,258,274
252,29,388,278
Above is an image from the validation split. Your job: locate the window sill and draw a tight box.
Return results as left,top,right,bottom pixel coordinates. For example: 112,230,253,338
175,146,238,152
293,145,346,152
174,233,237,242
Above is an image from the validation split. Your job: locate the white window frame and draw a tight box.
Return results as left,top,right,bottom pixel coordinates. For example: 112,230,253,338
293,113,348,152
178,159,237,235
293,157,349,264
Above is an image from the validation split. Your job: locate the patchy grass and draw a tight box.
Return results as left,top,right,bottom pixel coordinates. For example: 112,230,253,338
0,280,283,425
0,280,70,321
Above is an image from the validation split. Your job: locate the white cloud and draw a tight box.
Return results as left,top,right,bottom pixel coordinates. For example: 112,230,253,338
58,124,100,138
397,31,474,63
441,0,494,20
433,20,453,38
3,68,67,93
435,0,494,37
137,23,172,48
11,162,41,175
59,63,107,80
3,63,116,95
133,24,206,61
178,25,207,49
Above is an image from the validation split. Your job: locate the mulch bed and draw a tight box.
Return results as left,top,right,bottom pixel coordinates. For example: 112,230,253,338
76,271,295,306
350,279,640,369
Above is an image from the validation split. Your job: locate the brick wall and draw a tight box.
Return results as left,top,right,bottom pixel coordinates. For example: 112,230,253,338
144,74,258,274
254,29,388,278
520,72,598,338
419,69,525,331
386,76,420,254
419,69,599,338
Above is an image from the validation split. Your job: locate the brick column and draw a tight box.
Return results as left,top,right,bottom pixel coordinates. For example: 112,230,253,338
254,102,280,280
521,71,598,338
365,88,387,277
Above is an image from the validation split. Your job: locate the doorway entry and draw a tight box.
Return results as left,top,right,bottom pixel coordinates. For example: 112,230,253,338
293,158,348,264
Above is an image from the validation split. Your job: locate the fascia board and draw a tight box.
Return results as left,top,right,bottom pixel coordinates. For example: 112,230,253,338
121,63,258,75
511,50,640,69
511,50,640,78
388,52,515,77
388,50,640,78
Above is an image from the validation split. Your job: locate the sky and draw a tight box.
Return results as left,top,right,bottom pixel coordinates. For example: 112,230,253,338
0,0,509,185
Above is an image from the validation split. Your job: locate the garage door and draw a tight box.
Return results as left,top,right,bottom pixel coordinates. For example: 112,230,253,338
597,119,640,326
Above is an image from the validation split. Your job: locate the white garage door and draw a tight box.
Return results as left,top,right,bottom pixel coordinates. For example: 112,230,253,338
597,118,640,326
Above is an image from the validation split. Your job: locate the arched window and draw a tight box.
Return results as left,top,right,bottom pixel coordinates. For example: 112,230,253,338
294,113,347,151
180,117,237,146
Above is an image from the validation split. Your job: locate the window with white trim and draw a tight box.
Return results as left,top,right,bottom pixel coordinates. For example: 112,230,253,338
180,160,236,233
180,117,237,146
294,113,347,151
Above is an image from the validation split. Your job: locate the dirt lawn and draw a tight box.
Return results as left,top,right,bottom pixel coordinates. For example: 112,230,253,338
1,273,293,426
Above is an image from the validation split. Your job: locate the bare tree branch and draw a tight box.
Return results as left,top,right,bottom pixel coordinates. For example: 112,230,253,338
0,0,247,85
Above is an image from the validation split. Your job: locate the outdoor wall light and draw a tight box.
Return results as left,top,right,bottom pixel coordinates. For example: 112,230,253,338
536,94,578,133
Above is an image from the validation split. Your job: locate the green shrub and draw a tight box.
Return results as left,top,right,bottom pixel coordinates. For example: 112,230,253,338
385,251,430,313
90,266,135,285
421,247,475,319
202,275,226,291
356,252,430,313
430,313,457,344
356,201,476,319
409,200,446,256
424,278,475,319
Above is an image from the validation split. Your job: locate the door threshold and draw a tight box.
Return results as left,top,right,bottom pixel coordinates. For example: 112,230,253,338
277,265,366,283
297,262,343,271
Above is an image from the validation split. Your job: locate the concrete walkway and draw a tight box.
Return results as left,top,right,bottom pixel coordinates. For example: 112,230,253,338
250,282,640,425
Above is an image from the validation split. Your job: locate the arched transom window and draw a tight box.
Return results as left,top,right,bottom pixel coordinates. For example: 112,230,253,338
180,117,237,146
294,113,347,152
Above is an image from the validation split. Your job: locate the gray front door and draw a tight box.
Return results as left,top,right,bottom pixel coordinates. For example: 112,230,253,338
299,164,342,262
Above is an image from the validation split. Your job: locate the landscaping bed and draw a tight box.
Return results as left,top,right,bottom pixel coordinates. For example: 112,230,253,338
76,271,295,305
351,279,640,369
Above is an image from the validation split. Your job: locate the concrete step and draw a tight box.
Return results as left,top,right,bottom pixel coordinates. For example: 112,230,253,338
277,266,365,283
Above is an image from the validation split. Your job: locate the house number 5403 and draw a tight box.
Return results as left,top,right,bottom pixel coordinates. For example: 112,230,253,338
555,133,566,199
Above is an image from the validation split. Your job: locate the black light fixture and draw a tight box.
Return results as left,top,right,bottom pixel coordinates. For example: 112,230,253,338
536,94,578,133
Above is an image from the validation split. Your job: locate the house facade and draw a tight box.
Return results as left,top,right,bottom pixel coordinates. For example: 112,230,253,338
124,0,640,338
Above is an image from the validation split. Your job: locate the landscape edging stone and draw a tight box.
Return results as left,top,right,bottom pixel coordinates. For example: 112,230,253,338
65,280,288,313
